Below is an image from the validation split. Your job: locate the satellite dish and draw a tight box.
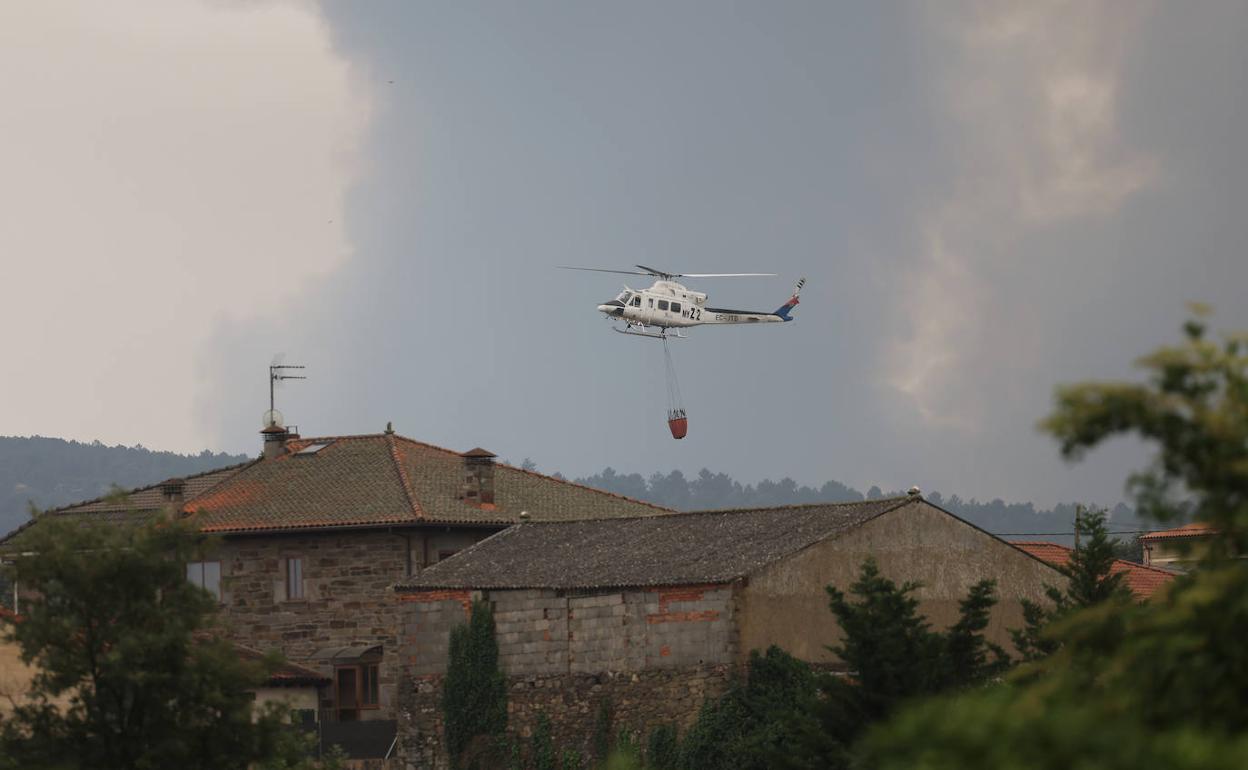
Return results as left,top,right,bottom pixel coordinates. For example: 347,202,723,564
262,409,285,429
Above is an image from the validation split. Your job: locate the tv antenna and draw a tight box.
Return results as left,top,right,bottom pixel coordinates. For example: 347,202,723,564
265,362,307,428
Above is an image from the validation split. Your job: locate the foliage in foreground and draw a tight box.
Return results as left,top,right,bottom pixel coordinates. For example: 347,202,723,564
1011,506,1131,660
862,311,1248,769
0,514,311,770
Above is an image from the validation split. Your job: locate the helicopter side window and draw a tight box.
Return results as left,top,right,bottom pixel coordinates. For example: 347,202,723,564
630,295,642,307
671,302,681,314
658,300,669,311
648,298,654,308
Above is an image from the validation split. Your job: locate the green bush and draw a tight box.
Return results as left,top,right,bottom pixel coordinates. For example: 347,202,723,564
591,698,613,762
645,724,679,770
532,713,557,770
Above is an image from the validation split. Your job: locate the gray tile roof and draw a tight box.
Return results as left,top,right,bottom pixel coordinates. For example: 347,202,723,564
397,497,916,590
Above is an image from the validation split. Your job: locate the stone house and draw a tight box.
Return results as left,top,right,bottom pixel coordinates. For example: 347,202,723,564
393,494,1062,767
0,427,667,760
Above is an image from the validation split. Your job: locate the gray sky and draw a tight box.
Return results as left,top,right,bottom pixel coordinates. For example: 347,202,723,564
3,1,1247,507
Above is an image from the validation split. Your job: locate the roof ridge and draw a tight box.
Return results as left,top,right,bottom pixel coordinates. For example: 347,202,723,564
692,496,913,514
394,526,520,590
20,458,258,518
495,461,675,513
497,499,907,528
386,434,425,519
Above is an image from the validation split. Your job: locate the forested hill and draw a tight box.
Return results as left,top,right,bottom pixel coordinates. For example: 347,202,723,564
1,436,251,537
1,436,1142,547
570,466,1144,546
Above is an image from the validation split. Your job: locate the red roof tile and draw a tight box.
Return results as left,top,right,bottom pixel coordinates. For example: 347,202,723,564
1010,541,1178,599
3,433,671,543
1139,522,1216,542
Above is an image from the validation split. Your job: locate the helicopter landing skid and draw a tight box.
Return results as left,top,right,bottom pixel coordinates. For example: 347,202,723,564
613,324,685,340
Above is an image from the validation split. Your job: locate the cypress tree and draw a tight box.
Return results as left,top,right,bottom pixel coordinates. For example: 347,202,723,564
442,599,507,765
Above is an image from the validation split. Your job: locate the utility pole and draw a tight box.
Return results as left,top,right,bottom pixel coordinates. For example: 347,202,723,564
1074,504,1084,550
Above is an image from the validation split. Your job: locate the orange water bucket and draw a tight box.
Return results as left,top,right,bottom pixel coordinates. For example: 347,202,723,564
667,410,688,439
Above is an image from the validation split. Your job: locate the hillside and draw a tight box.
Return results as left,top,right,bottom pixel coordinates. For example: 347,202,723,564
1,436,251,537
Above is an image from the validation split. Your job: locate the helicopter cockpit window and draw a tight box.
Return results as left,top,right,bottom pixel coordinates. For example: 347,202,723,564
630,295,642,307
617,291,632,304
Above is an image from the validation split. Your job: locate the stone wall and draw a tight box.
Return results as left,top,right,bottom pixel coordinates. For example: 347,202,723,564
218,530,410,718
398,666,734,770
217,527,495,720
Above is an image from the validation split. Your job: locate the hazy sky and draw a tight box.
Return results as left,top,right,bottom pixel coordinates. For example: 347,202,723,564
3,1,1247,507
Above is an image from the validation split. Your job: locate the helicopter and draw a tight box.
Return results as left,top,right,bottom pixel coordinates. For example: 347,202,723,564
559,264,806,339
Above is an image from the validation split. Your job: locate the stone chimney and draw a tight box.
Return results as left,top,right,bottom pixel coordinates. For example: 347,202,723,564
261,423,289,460
159,477,186,504
461,448,497,508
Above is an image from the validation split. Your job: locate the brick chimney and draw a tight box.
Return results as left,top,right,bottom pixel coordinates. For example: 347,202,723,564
159,477,186,504
261,423,289,460
461,448,497,508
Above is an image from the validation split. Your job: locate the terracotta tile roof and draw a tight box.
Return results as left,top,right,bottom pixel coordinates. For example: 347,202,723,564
0,462,253,549
1010,541,1178,599
1139,522,1217,542
397,497,915,591
2,433,671,544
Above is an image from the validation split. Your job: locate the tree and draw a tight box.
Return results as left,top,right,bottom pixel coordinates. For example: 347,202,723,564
1011,507,1131,661
861,312,1248,769
791,560,1004,767
0,514,293,770
442,599,507,766
678,646,818,770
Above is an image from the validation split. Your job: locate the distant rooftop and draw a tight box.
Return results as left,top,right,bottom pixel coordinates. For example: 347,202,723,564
1010,541,1178,599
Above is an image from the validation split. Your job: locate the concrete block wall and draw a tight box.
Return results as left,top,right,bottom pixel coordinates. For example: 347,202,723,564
398,583,737,679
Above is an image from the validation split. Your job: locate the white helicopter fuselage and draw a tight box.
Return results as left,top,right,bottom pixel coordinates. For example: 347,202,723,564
597,280,794,330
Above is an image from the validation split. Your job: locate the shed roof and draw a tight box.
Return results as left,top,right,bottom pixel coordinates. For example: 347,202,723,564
397,497,915,591
1010,541,1179,599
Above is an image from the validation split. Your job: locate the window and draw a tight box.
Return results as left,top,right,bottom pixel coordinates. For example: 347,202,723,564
658,300,669,311
335,662,380,720
648,298,654,307
671,302,681,313
630,295,641,307
286,557,304,600
186,561,221,601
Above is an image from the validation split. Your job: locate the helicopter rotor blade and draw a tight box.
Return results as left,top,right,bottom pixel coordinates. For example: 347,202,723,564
557,266,654,276
678,273,777,278
634,264,775,279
